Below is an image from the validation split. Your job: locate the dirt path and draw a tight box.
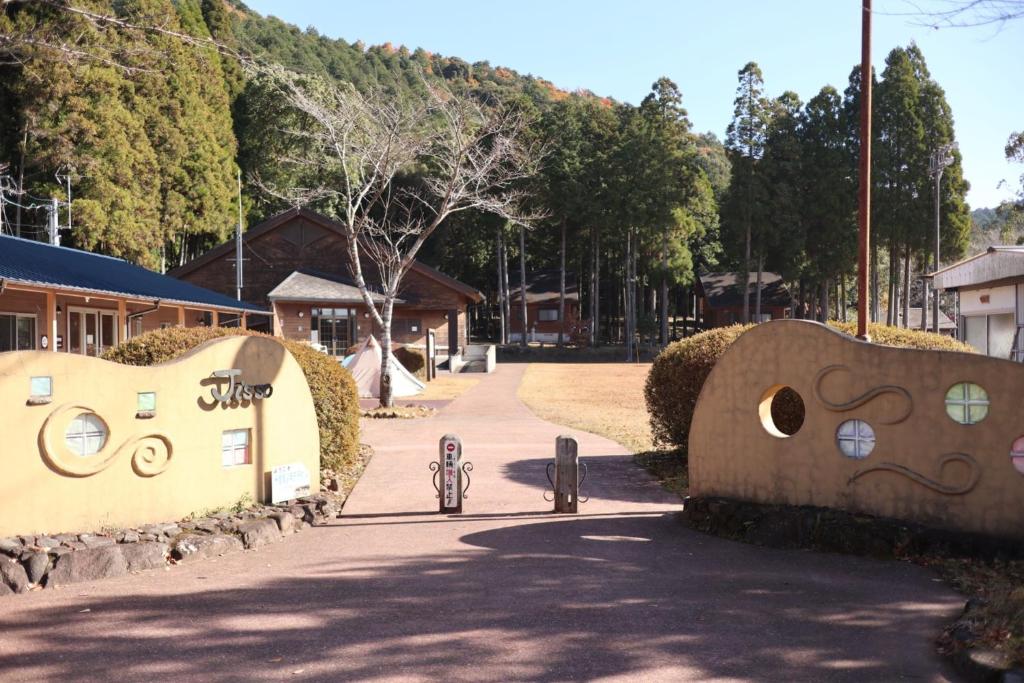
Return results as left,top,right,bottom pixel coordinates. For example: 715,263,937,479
0,364,962,682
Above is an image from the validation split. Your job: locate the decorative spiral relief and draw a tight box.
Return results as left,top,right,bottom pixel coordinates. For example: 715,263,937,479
39,403,173,478
848,452,980,495
813,364,913,424
122,435,174,477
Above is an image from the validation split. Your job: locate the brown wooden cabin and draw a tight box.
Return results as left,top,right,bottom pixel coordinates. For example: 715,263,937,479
169,207,483,358
507,270,582,343
696,271,793,328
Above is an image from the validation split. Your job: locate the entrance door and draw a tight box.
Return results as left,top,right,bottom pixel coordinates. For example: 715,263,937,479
448,309,458,355
68,308,118,356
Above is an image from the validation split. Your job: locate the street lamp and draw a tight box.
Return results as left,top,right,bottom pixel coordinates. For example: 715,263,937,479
926,142,957,334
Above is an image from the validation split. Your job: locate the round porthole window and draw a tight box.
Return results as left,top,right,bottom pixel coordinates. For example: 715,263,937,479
945,383,989,425
758,385,805,438
64,413,108,456
836,419,875,459
1011,437,1024,475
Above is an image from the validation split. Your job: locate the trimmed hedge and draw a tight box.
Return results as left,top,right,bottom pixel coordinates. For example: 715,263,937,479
645,322,975,449
393,346,426,380
102,328,361,471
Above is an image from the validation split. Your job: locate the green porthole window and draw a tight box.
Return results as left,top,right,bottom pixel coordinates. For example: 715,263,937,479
945,383,989,425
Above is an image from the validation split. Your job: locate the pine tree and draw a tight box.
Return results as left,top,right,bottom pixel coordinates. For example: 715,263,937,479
724,62,772,323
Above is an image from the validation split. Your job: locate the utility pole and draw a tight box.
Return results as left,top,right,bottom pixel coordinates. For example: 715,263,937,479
55,167,72,234
48,197,60,246
856,0,873,341
235,168,244,301
928,142,956,334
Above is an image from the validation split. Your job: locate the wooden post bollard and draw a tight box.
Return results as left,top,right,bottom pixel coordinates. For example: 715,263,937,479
438,434,464,513
554,435,579,513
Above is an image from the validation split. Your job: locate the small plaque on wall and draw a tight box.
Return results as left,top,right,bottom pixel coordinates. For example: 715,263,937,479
270,463,311,503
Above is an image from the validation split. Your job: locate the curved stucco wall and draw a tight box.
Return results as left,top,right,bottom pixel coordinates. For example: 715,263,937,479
0,336,320,536
689,320,1024,538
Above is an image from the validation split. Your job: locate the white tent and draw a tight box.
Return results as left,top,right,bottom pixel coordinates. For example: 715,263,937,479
343,336,425,399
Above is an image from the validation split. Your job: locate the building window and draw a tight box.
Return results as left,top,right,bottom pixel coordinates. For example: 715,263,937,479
30,376,52,398
0,313,37,352
310,308,355,356
393,318,423,336
65,413,108,456
538,308,559,322
945,382,989,425
836,419,875,459
1011,436,1024,475
221,429,251,467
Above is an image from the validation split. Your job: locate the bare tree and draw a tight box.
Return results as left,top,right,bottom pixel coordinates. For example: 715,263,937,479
257,66,540,406
885,0,1024,28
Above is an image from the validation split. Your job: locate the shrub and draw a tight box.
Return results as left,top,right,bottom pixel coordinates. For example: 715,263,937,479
645,322,975,449
102,328,361,471
393,346,426,380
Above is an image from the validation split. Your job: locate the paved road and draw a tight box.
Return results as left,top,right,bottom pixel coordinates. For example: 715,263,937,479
0,364,962,682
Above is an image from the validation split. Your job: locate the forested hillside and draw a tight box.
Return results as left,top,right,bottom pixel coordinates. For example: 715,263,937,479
0,0,581,268
0,0,983,343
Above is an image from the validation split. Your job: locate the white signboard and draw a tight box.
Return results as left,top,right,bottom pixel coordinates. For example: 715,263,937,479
442,438,459,509
271,462,311,503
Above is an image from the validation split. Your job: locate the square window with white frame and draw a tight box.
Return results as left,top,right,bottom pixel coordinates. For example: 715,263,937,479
221,429,251,467
538,308,559,322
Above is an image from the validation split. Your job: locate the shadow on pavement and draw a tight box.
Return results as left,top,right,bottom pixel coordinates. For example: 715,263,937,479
0,514,960,681
502,454,674,505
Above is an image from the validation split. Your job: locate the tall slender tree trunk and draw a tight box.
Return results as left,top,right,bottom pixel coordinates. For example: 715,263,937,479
496,233,506,344
887,242,898,326
870,242,879,323
840,273,848,323
593,233,600,346
624,230,631,360
502,233,511,344
742,222,751,324
820,280,830,323
558,221,566,347
920,250,929,331
754,253,764,322
14,123,27,237
518,225,528,347
633,229,640,354
660,231,669,346
379,298,395,408
902,246,911,330
797,279,806,319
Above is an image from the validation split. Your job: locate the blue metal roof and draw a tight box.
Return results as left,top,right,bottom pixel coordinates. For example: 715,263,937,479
0,235,266,313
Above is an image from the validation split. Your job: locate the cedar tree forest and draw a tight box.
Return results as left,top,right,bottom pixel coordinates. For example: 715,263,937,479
1,0,1021,345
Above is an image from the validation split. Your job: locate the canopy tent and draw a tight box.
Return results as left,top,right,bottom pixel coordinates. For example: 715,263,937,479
343,335,425,399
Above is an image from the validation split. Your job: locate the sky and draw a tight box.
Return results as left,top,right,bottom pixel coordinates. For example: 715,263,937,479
243,0,1023,209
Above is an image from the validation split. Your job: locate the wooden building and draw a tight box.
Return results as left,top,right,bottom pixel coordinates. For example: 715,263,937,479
508,270,582,343
696,271,793,328
0,234,266,355
170,208,484,357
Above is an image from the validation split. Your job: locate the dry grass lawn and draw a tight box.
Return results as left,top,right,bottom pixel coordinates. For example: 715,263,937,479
517,362,655,453
417,374,481,400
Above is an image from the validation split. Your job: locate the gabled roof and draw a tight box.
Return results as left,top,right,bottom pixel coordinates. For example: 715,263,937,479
0,234,266,313
698,271,792,309
508,269,580,304
932,245,1024,291
170,207,484,303
268,270,390,304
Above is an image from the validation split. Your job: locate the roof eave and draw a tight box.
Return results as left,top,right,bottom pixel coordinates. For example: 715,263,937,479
1,277,267,314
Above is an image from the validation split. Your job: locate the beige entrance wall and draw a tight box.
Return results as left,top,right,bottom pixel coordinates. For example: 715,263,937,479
0,336,319,537
689,320,1024,538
